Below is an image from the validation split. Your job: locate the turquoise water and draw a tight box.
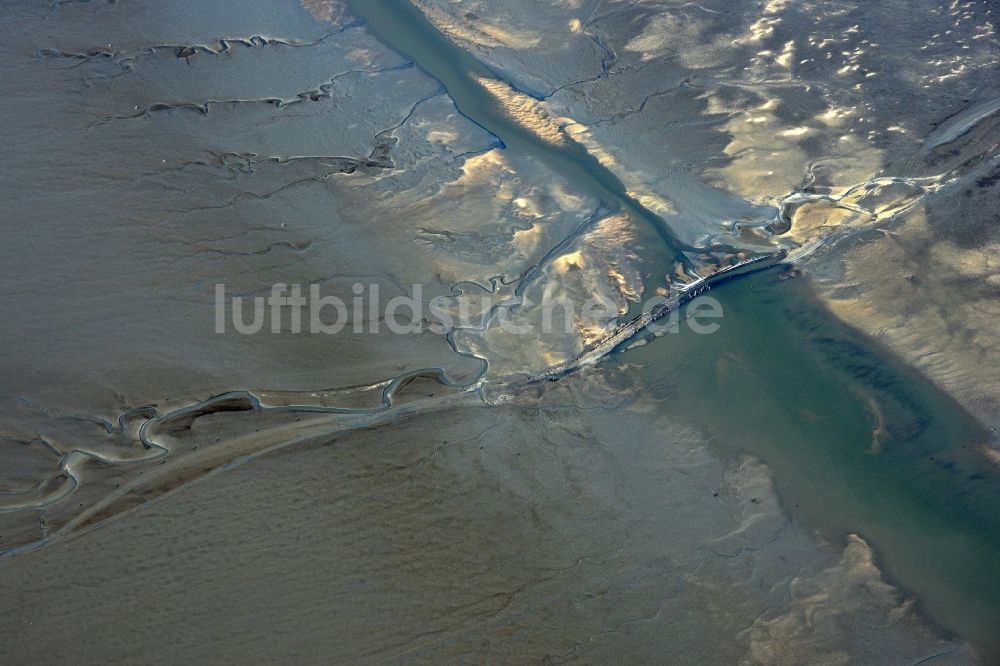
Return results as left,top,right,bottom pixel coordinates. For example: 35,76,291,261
621,271,1000,658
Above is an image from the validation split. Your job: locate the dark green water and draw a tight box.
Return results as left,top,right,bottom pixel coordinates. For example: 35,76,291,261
622,271,1000,659
342,0,1000,658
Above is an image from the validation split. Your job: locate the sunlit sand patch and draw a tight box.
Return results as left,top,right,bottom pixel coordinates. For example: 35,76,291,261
476,77,570,146
511,221,544,258
583,213,645,303
778,175,928,244
929,239,1000,279
741,534,952,664
452,147,517,187
624,12,696,61
734,0,788,45
299,0,334,22
299,0,351,25
623,8,727,68
561,121,624,171
459,212,645,377
818,208,1000,432
631,190,677,220
701,89,890,248
547,179,588,213
775,39,796,68
817,105,855,127
511,195,544,219
399,149,594,282
561,120,679,219
426,127,461,146
411,0,541,49
781,202,861,244
344,46,382,66
475,22,540,49
704,96,811,203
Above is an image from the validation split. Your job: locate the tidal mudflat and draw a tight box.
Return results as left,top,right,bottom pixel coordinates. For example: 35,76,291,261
1,0,999,662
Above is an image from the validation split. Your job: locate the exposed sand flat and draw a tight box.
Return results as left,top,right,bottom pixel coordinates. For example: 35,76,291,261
1,0,999,661
0,382,969,663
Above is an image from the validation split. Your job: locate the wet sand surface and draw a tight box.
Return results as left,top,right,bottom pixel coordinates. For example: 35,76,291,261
2,0,1000,662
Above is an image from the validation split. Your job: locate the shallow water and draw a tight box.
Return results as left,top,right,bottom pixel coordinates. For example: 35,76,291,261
623,269,1000,659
